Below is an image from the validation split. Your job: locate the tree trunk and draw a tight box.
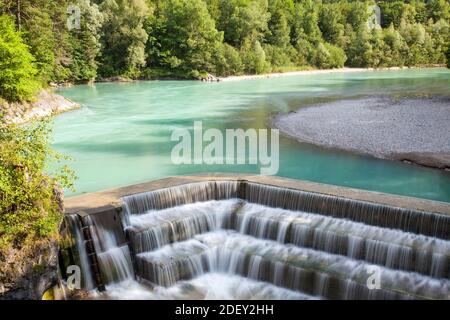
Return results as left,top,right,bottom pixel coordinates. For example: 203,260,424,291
16,0,21,31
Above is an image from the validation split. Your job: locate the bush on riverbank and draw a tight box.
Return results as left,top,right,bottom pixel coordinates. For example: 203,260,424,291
447,45,450,68
0,119,74,272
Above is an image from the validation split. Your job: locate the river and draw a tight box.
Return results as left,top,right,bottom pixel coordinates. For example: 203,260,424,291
54,68,450,202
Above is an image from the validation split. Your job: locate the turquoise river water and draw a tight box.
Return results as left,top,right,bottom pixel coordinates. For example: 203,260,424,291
54,68,450,202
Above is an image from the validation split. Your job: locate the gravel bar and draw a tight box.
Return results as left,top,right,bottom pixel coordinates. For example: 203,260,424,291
274,96,450,169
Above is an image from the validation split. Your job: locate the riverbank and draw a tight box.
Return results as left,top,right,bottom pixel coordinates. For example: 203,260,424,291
57,66,441,85
218,67,405,82
0,90,80,124
274,96,450,170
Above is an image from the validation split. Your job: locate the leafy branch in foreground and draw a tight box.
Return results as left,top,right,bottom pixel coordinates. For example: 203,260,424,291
0,118,75,255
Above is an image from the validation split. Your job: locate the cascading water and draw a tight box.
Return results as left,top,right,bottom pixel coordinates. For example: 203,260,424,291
85,215,134,284
134,230,449,299
68,181,450,300
62,214,95,290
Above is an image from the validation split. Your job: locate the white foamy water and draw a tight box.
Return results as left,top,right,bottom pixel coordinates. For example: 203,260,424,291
98,274,316,300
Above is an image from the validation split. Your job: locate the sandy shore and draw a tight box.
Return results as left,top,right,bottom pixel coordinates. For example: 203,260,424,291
274,96,450,170
218,67,409,82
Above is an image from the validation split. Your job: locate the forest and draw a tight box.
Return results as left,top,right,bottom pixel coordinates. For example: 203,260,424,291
0,0,449,103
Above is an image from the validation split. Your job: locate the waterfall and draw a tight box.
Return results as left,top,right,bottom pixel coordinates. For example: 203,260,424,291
84,215,134,284
122,181,241,217
100,273,317,300
135,231,449,300
62,214,95,290
126,200,240,254
66,180,450,300
234,202,450,278
244,182,450,240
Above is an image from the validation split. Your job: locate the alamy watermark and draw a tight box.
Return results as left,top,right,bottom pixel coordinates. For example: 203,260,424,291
66,265,81,290
366,265,381,290
171,121,279,176
368,5,382,29
67,5,81,30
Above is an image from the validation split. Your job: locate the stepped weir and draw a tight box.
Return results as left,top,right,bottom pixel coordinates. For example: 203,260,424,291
61,175,450,300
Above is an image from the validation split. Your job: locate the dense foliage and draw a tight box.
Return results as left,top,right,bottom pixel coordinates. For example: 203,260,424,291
0,119,74,254
0,15,38,102
0,0,449,96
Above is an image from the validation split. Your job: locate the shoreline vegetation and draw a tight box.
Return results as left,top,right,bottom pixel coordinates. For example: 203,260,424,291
56,64,446,86
97,65,444,83
1,0,450,103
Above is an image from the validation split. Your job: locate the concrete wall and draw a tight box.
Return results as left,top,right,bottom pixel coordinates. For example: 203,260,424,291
65,174,450,216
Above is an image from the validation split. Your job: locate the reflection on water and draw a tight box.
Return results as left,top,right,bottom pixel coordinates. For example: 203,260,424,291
54,68,450,202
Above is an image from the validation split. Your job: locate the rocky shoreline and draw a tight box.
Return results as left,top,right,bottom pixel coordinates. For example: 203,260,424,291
274,96,450,170
0,90,80,124
0,240,59,300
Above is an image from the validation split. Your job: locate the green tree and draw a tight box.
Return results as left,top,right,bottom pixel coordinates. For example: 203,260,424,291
426,18,450,65
266,0,292,48
426,0,450,22
146,0,224,77
1,0,73,83
344,0,370,30
0,15,38,102
312,42,347,69
68,0,104,82
381,25,407,67
347,26,372,67
379,1,417,28
446,44,450,68
99,0,149,77
221,0,271,46
319,3,345,46
291,0,322,44
399,19,432,66
216,43,244,76
240,38,270,74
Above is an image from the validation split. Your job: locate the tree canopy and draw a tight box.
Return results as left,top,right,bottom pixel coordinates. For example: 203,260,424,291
0,0,449,101
0,15,38,101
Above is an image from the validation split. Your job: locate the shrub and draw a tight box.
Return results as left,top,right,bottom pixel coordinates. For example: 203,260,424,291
312,42,347,69
263,44,296,72
216,43,244,77
240,39,270,74
0,119,75,254
447,44,450,68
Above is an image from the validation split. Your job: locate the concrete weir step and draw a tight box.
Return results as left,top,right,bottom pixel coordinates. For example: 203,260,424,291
135,238,211,287
125,200,241,254
234,203,450,279
63,176,450,296
129,200,450,281
135,231,449,300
